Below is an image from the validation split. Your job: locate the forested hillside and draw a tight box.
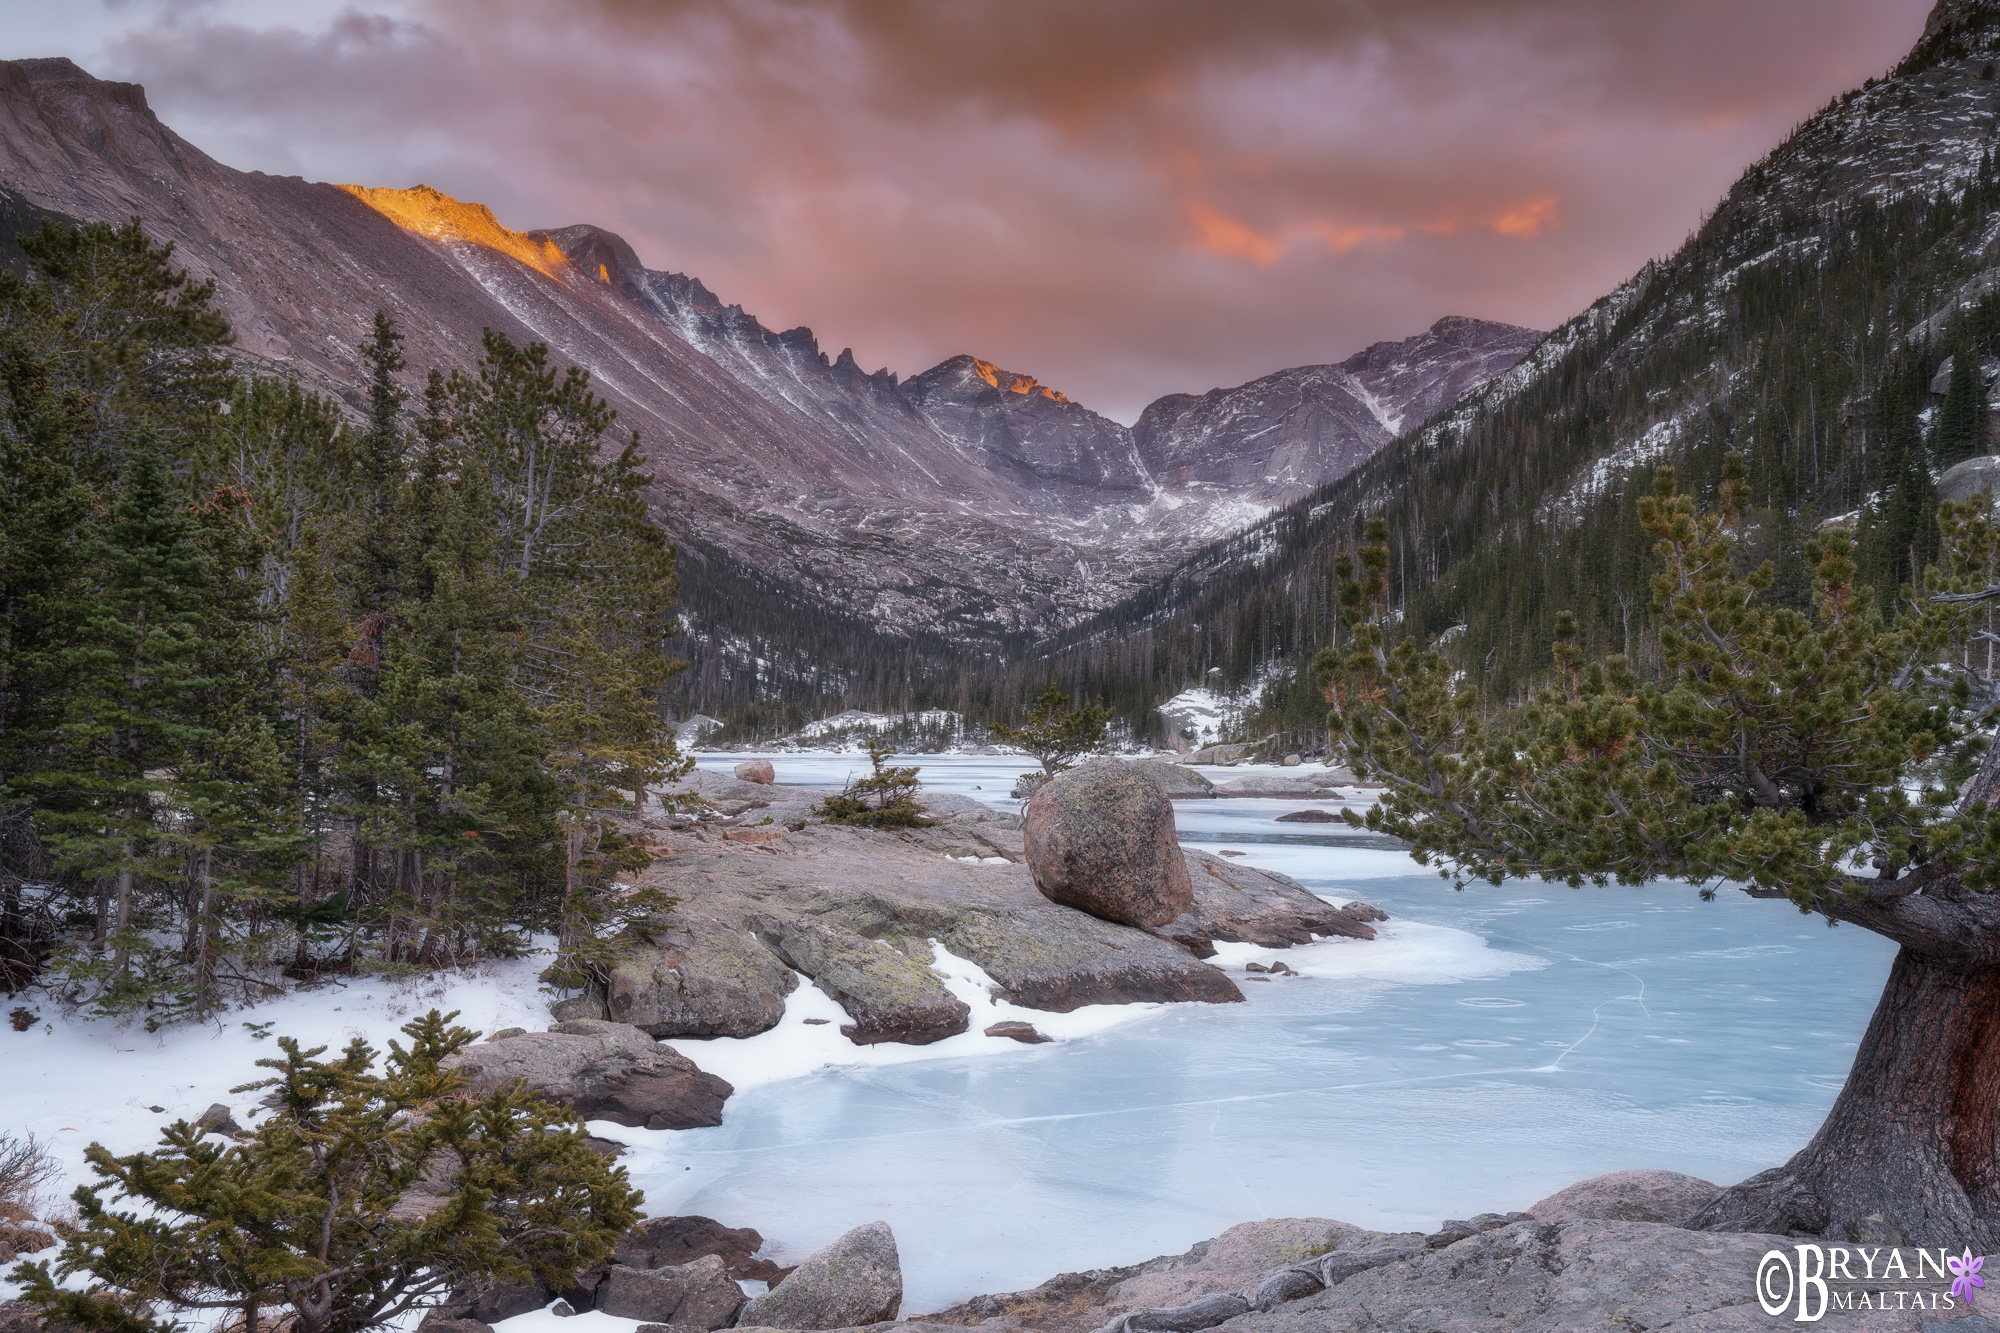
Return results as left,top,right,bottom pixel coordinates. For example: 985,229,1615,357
0,219,687,1019
1023,5,2000,747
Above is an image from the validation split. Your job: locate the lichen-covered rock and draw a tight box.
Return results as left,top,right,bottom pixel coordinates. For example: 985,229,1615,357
756,916,969,1045
1526,1168,1721,1224
441,1020,732,1129
1022,765,1192,928
739,1222,903,1330
1075,758,1216,799
604,915,798,1039
596,1255,746,1328
736,760,777,784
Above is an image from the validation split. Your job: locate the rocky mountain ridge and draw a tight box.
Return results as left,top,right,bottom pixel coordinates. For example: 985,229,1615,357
1039,0,2000,720
0,56,1536,651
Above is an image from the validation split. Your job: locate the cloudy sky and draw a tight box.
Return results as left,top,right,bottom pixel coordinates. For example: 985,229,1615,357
7,0,1935,420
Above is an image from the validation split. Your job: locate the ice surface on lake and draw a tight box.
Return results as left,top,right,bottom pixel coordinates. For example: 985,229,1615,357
632,754,1894,1312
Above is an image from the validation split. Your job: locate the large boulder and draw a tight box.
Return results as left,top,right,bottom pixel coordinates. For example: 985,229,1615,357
756,916,970,1045
1526,1168,1720,1224
596,1255,746,1328
601,915,798,1039
738,1222,903,1330
616,1214,766,1274
1941,454,2000,506
735,759,777,784
441,1020,732,1129
1021,765,1193,928
1077,758,1216,800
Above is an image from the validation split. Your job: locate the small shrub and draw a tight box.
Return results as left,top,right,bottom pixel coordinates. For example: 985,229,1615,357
817,743,934,828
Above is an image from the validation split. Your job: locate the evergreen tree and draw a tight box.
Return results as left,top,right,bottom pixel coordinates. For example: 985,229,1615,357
1935,341,1990,467
21,447,216,1012
989,685,1113,778
12,1010,642,1333
1320,459,2000,1247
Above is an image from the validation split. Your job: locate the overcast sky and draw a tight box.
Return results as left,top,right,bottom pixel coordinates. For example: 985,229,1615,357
6,0,1935,421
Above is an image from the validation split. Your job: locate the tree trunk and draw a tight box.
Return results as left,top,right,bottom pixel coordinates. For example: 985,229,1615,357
111,856,133,984
1688,945,2000,1247
194,846,217,1011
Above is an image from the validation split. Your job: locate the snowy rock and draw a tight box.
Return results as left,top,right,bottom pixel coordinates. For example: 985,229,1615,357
1022,764,1193,929
735,760,777,784
596,1254,746,1328
1185,742,1257,766
440,1020,732,1129
755,915,970,1045
1526,1168,1721,1224
739,1221,904,1330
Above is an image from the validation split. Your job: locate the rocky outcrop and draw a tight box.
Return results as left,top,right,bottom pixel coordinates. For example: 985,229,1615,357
1022,765,1193,928
1526,1168,1720,1225
738,1222,904,1330
595,1254,746,1328
601,914,799,1039
1164,853,1383,951
441,1020,732,1129
633,823,1244,1015
1940,454,2000,506
755,916,971,1046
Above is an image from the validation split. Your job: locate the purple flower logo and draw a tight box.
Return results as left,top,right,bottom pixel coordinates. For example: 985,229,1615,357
1950,1248,1986,1300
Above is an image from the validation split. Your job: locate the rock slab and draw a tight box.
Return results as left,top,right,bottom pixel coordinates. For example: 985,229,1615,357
1022,765,1193,928
1526,1168,1720,1224
441,1020,733,1130
757,916,970,1045
739,1221,904,1330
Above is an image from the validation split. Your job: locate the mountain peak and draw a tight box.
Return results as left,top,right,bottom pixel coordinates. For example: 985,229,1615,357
337,183,573,281
935,354,1072,404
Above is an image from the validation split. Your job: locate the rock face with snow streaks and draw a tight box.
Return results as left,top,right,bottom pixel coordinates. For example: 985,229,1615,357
1132,317,1541,499
0,57,1536,655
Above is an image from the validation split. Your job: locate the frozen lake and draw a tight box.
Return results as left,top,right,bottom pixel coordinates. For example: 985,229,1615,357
618,753,1896,1312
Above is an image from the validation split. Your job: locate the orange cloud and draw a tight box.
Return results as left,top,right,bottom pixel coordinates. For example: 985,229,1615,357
1489,195,1559,238
1185,199,1282,266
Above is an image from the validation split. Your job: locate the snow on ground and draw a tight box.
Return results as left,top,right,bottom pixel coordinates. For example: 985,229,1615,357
644,943,1167,1097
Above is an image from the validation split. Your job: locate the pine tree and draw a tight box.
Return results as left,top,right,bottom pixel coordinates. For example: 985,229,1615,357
12,1010,642,1333
21,447,217,1012
1321,457,2000,1247
989,685,1114,779
1935,341,1990,468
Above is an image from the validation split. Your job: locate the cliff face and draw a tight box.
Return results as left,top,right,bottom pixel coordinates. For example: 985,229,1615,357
0,57,1536,643
1132,316,1542,497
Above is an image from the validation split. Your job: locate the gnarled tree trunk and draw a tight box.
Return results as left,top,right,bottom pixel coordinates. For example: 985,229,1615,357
1689,884,2000,1247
